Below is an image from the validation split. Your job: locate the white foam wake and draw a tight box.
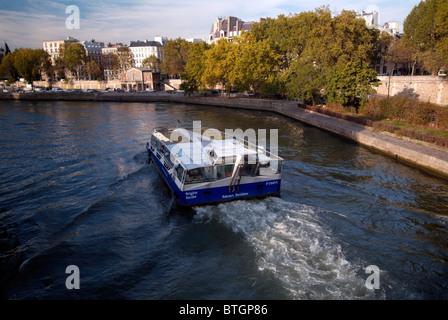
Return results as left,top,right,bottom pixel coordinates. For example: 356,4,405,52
194,197,378,299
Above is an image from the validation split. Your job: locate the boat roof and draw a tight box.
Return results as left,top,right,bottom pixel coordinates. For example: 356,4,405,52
153,128,282,170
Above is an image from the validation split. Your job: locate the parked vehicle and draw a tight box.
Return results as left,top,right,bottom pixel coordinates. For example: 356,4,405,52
52,87,63,92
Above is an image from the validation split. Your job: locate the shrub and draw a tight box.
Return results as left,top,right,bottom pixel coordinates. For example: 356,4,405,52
364,94,444,128
435,107,448,130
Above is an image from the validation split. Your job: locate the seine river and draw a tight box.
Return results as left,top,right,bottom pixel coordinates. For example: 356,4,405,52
0,100,447,300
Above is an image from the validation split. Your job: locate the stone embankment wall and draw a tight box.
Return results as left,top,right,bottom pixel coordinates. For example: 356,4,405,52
377,76,448,106
29,76,448,105
1,92,447,178
32,79,182,91
33,80,122,91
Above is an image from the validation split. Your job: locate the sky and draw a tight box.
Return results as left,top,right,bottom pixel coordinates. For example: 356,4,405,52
0,0,421,50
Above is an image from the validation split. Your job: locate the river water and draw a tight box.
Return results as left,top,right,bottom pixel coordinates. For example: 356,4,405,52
0,100,447,300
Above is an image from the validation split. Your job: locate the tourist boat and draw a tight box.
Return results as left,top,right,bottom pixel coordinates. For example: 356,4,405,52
146,128,283,206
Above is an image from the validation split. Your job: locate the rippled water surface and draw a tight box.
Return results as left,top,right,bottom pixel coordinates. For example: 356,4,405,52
0,100,447,299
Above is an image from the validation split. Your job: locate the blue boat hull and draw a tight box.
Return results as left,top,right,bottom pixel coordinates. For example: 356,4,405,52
147,146,281,206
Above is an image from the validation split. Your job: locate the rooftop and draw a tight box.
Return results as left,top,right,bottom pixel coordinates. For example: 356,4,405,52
129,40,162,47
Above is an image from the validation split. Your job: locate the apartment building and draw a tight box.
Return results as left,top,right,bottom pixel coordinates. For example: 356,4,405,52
42,36,78,62
81,40,104,70
102,43,125,81
208,16,264,43
129,40,163,68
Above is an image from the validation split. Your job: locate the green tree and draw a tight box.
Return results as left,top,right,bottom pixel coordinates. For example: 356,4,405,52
435,0,448,67
116,46,135,72
281,59,327,105
180,41,210,93
13,48,51,85
404,0,448,73
249,7,378,99
142,55,161,71
53,57,67,80
86,60,102,80
61,42,88,80
326,62,379,112
0,51,18,81
202,39,238,95
234,33,282,96
161,38,191,78
385,37,414,75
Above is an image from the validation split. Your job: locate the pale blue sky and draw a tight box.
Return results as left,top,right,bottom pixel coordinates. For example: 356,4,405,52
0,0,421,49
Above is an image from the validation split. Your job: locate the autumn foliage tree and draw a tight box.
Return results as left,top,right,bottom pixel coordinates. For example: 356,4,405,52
161,38,191,78
142,55,161,71
404,0,448,74
182,6,379,104
13,48,51,85
61,42,88,80
326,61,379,112
180,42,210,93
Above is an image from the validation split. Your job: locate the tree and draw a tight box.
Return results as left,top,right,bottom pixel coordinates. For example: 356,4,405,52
234,33,282,97
404,0,448,74
326,61,379,112
86,60,102,80
161,38,191,78
53,57,67,80
248,7,378,99
61,42,88,80
281,59,327,105
13,48,51,85
0,51,18,81
142,55,161,71
435,0,448,67
385,37,414,75
116,46,134,73
202,39,238,95
180,41,210,93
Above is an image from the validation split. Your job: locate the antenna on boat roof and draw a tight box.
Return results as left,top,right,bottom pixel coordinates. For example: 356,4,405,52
176,119,181,128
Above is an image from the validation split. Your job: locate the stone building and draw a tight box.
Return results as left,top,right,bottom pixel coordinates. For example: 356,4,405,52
119,67,161,91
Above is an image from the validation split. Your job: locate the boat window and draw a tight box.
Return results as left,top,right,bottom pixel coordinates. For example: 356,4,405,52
185,168,204,184
216,165,233,179
156,140,163,153
242,163,259,176
162,145,173,166
176,165,185,183
184,167,217,184
151,135,156,146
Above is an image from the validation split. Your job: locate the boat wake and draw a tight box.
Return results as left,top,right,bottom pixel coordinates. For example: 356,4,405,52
194,197,381,299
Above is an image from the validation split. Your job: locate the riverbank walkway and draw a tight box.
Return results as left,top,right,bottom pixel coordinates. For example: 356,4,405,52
274,102,448,179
